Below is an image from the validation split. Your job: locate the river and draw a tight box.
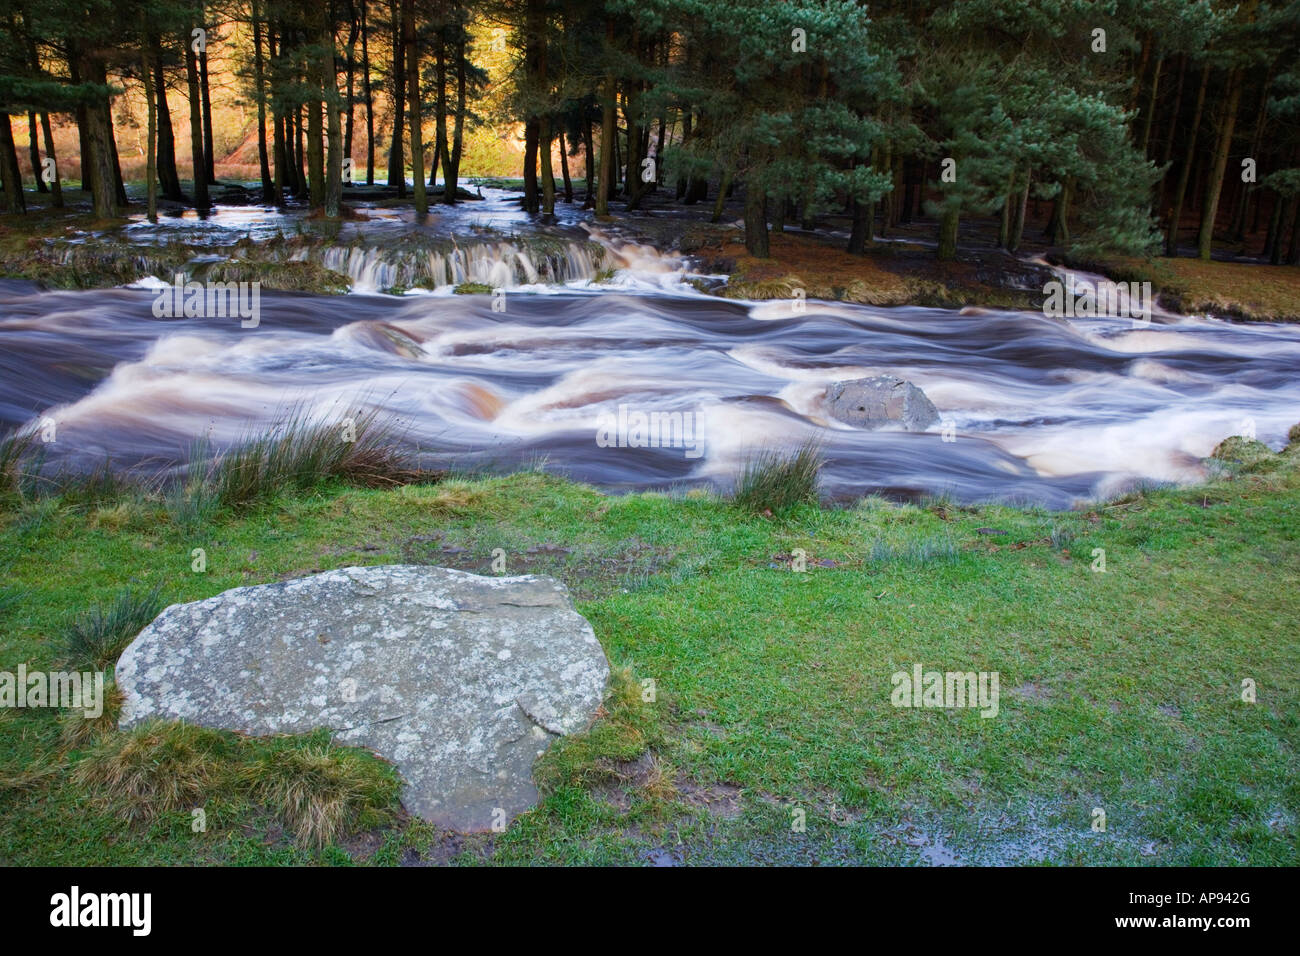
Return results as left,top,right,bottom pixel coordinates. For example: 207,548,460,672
2,190,1298,508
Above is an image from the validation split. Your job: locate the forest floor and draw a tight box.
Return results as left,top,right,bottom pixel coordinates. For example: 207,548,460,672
1,436,1298,865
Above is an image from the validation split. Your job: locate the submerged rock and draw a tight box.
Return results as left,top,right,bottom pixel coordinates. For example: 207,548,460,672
115,566,609,831
825,375,939,431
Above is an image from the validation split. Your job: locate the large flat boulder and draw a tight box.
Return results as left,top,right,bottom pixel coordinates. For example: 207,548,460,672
115,566,609,831
825,375,940,431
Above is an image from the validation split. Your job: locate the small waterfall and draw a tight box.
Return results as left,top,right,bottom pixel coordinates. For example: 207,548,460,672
318,239,605,292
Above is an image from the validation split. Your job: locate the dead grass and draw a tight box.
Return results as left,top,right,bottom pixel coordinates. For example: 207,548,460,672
1076,255,1300,322
709,232,1040,309
243,731,400,849
73,721,238,823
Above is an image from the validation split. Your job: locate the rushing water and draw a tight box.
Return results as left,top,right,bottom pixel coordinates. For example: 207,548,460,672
2,207,1299,508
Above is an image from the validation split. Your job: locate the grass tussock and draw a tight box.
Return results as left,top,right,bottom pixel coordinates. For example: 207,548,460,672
211,409,423,511
60,585,165,671
732,441,823,515
60,681,124,748
3,410,443,526
0,429,36,502
73,721,238,823
867,534,960,566
242,730,401,849
72,722,400,848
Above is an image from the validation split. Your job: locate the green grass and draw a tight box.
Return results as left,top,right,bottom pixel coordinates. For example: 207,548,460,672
1,439,1298,865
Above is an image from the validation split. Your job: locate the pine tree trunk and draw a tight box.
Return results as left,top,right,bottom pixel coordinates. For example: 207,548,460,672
430,35,446,188
252,0,273,202
937,204,960,260
1197,67,1243,261
847,199,871,254
1138,56,1163,156
152,46,183,201
80,53,120,218
27,113,46,193
1264,193,1285,264
1287,200,1300,266
744,184,769,257
711,169,731,223
108,118,127,206
676,111,691,200
447,35,465,200
184,29,210,210
0,115,25,215
559,128,572,203
623,49,643,209
523,0,544,214
1231,71,1269,242
344,1,358,180
596,21,615,217
387,0,406,196
402,0,426,215
22,20,61,206
268,24,285,204
199,42,216,184
39,112,63,207
1009,167,1030,252
362,0,375,184
308,98,324,210
294,106,307,196
1160,55,1186,173
1166,62,1209,256
540,117,556,215
523,121,539,212
142,42,158,222
323,7,342,217
1047,177,1073,247
583,115,595,207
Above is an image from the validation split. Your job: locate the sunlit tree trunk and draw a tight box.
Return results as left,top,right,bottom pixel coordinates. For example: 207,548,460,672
141,40,158,222
252,0,273,202
403,0,426,215
361,0,375,185
386,0,406,196
183,26,210,210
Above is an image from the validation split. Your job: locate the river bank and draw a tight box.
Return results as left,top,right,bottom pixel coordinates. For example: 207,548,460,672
4,181,1300,321
2,433,1297,865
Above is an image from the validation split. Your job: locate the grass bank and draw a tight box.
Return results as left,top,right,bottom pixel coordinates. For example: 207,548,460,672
1,431,1297,865
689,230,1053,311
1067,254,1300,323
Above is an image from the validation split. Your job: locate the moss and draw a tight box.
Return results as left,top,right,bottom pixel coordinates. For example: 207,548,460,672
1210,436,1277,473
199,259,351,294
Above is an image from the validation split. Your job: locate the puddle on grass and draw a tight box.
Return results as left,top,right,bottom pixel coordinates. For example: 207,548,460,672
667,799,1174,866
